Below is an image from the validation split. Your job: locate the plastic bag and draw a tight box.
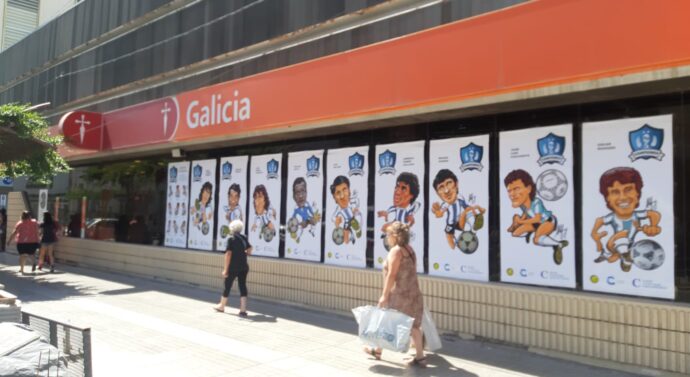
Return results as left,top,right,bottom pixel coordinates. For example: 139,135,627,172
352,305,414,353
422,308,442,351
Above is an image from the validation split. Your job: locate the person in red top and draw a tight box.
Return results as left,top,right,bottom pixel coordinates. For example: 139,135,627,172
7,211,40,275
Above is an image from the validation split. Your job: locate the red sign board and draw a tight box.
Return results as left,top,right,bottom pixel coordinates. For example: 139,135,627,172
59,111,103,150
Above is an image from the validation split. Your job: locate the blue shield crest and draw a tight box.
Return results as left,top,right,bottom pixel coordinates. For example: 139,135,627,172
378,149,396,175
348,152,365,176
192,164,202,182
306,155,320,178
629,124,665,161
222,161,233,180
460,143,484,171
267,159,279,179
537,133,566,166
169,167,178,183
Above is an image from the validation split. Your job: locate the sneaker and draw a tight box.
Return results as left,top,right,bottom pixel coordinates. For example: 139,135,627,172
239,311,248,318
50,265,55,273
32,263,36,272
552,246,563,265
620,260,632,272
593,255,607,263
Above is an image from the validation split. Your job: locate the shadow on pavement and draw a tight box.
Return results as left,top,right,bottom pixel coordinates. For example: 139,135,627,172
369,353,477,377
1,252,641,377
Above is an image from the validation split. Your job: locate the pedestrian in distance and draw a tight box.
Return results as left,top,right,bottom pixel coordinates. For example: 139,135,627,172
365,221,427,367
214,219,252,317
38,212,60,273
6,211,40,275
0,208,7,252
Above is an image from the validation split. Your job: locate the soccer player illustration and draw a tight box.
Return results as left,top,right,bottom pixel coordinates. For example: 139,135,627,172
287,178,321,243
190,181,213,235
504,169,568,265
431,169,485,253
250,185,277,242
330,175,363,245
377,172,421,250
591,167,662,272
220,184,243,238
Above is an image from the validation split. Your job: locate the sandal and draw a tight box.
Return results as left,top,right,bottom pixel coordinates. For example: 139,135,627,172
407,356,427,368
363,347,381,360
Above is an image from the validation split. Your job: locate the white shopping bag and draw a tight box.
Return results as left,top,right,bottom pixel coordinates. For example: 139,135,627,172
352,305,414,353
422,308,442,351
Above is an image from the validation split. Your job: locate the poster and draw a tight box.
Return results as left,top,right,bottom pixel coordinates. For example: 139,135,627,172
165,162,190,248
38,189,48,215
215,156,249,251
582,115,674,299
499,125,575,288
428,136,489,281
187,159,217,251
248,153,282,258
285,150,324,262
324,146,369,268
374,141,425,272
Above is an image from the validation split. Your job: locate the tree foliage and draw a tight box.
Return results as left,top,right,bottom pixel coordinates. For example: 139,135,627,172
0,103,69,184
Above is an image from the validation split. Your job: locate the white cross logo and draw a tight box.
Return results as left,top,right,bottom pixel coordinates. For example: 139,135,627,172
161,102,171,135
75,114,90,144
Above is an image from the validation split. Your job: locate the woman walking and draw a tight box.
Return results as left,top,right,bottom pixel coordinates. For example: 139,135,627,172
365,221,426,367
6,211,40,275
38,212,59,272
214,220,252,316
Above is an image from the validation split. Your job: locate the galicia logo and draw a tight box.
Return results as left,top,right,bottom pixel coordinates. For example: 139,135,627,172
192,164,203,182
444,264,451,272
222,161,233,180
267,159,279,179
460,143,484,171
460,265,468,273
629,124,664,161
540,271,549,279
632,278,642,288
378,149,396,175
169,167,178,183
335,253,340,259
606,276,616,285
537,133,566,166
520,268,528,277
349,152,365,176
306,155,320,178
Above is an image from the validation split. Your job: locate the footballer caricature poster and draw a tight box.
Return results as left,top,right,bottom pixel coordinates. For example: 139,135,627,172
285,150,324,262
324,146,369,268
187,159,217,251
374,140,425,273
428,136,489,281
215,156,249,251
499,125,575,288
165,161,190,248
582,115,674,299
248,153,282,258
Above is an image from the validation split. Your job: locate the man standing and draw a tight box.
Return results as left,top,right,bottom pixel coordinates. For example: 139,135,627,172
591,167,661,272
431,169,485,250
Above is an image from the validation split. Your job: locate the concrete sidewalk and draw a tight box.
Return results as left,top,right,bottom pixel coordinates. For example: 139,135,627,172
0,252,649,377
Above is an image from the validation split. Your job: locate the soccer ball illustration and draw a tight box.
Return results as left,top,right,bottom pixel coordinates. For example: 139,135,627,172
332,228,345,245
201,222,210,235
536,169,568,201
631,239,665,271
220,225,230,238
287,217,300,237
456,231,479,254
261,225,276,242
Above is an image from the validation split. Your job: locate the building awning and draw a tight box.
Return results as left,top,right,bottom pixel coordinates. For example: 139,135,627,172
0,124,51,163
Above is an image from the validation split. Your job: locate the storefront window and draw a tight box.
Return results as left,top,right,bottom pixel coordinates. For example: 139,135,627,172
66,159,169,245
